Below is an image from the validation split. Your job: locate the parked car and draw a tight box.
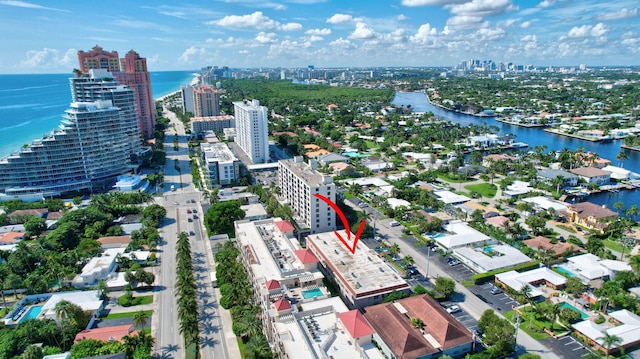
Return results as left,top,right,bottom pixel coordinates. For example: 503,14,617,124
448,260,460,266
186,209,192,214
490,286,503,295
446,305,461,314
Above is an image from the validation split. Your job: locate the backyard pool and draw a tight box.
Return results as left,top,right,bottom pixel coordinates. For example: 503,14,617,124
483,246,494,253
431,233,446,239
555,265,575,277
18,305,43,323
559,302,589,319
342,152,369,158
302,288,324,299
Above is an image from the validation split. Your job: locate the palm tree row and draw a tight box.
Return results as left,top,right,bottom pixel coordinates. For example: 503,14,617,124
175,232,200,354
214,241,273,359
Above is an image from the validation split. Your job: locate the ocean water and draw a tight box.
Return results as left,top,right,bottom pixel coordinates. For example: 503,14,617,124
0,70,195,158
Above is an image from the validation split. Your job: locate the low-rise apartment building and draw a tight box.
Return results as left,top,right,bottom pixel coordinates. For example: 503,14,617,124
201,143,240,186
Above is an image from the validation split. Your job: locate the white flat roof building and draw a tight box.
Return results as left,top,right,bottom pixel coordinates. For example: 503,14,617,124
73,248,125,288
495,267,567,298
522,196,568,212
201,142,240,186
454,244,532,273
41,290,103,321
434,190,470,205
344,177,394,196
278,157,336,233
234,99,269,164
435,221,490,249
573,309,640,353
562,253,632,284
306,230,410,309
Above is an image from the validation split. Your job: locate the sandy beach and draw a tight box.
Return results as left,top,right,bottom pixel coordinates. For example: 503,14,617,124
154,72,200,102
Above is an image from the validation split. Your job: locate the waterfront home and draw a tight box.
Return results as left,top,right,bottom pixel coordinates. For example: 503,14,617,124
536,169,579,187
522,236,584,258
601,165,637,181
563,201,618,233
482,153,517,167
364,294,473,359
570,167,611,186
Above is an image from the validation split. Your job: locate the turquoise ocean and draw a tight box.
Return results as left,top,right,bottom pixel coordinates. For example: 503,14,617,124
0,70,195,158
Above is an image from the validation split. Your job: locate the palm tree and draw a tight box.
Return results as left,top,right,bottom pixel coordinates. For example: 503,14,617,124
518,285,535,329
96,279,109,300
616,151,628,168
244,334,271,359
402,255,415,268
613,201,625,216
629,255,640,276
598,332,623,359
133,310,150,330
390,243,401,256
411,317,424,330
625,205,639,222
550,302,563,329
54,300,74,321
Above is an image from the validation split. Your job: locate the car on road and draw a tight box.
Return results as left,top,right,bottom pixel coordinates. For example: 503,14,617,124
375,236,382,242
476,294,489,303
446,305,461,314
186,209,192,214
189,231,195,236
390,220,400,227
558,236,566,242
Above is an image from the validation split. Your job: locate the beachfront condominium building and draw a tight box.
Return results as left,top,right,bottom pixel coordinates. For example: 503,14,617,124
278,157,336,233
77,46,156,139
233,100,269,164
70,69,142,162
0,100,141,200
193,86,220,117
181,85,195,114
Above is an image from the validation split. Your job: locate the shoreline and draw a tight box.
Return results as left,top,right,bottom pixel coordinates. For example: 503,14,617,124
495,118,547,128
154,73,200,102
621,144,640,152
424,94,494,119
543,128,612,142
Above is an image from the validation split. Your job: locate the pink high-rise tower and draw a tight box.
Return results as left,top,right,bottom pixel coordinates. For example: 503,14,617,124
77,46,156,139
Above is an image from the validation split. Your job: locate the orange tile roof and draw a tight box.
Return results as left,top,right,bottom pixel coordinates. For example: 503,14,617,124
338,310,375,338
275,220,295,232
0,232,25,244
294,249,319,264
523,236,584,257
266,279,281,290
274,298,291,311
8,208,48,217
364,295,472,359
74,324,135,343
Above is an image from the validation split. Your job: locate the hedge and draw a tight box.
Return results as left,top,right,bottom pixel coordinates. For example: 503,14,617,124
471,260,540,284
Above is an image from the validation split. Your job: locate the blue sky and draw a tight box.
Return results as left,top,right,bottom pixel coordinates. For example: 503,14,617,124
1,0,638,73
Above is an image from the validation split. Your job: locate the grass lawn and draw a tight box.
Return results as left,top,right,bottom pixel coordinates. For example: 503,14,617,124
118,294,153,307
343,192,354,199
103,309,153,320
436,172,475,183
237,338,247,359
603,239,624,253
556,224,576,234
365,140,378,149
464,183,498,198
504,307,568,340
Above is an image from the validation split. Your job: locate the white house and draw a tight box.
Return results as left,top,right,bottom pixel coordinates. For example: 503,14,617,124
72,248,125,288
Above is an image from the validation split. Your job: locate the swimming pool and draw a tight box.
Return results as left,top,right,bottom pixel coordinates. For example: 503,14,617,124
483,246,494,253
342,152,369,158
559,302,588,319
18,305,43,323
431,233,446,239
302,288,324,299
555,265,575,277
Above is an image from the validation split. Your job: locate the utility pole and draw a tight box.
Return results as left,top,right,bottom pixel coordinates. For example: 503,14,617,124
426,246,431,279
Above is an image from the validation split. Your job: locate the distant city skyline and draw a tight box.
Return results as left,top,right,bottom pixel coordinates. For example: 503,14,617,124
1,0,639,74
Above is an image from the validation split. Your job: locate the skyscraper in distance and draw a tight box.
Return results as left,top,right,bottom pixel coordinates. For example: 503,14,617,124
77,46,156,139
233,99,269,164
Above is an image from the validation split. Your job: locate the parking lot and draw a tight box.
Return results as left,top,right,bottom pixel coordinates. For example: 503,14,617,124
471,282,520,313
440,300,480,339
541,334,594,359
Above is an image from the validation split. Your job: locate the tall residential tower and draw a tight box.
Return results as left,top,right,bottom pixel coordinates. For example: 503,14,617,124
233,99,269,164
77,46,156,139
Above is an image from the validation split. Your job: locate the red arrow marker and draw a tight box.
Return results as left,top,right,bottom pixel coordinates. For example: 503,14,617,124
313,193,365,254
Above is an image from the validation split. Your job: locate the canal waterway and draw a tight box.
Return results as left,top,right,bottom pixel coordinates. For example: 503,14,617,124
392,91,640,210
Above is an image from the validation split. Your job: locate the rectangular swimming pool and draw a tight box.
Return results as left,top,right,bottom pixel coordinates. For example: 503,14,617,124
559,302,588,319
302,288,324,299
555,265,575,277
18,305,43,323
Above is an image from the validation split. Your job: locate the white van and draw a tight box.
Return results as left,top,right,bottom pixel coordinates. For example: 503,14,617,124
390,220,400,227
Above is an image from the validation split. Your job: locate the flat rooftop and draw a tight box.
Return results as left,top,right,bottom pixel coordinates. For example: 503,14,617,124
191,115,234,122
235,219,318,282
202,142,237,163
435,221,490,249
280,158,332,187
307,230,408,298
454,244,532,272
434,190,470,204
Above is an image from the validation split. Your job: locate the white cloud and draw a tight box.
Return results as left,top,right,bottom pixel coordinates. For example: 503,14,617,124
401,0,466,6
0,0,68,12
536,0,555,8
209,11,278,30
308,35,324,42
18,48,76,69
280,22,302,31
593,8,638,21
326,13,361,24
521,21,531,28
114,19,173,33
255,32,277,44
349,22,376,40
567,23,610,38
446,15,485,28
179,46,206,63
397,14,408,21
305,28,331,36
159,10,187,19
409,24,437,43
473,27,506,41
447,0,518,17
329,37,354,49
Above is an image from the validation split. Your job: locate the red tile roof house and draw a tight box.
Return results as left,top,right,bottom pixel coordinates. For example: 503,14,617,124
570,167,611,186
0,231,26,245
8,208,48,223
564,202,618,233
74,324,137,343
364,294,473,359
